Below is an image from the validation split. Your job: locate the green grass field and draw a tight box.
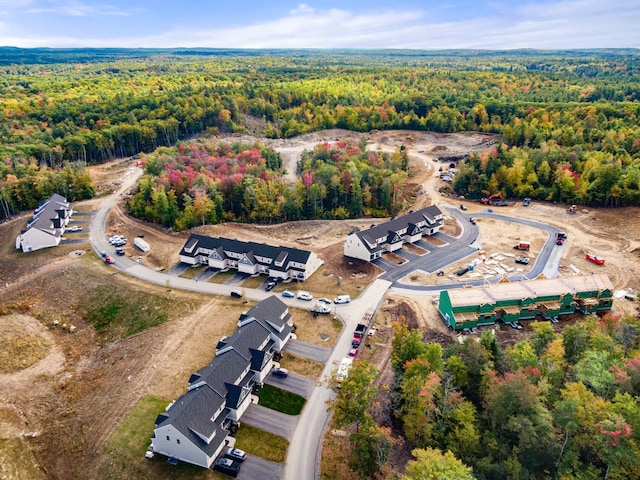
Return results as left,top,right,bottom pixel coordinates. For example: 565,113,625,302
258,384,306,415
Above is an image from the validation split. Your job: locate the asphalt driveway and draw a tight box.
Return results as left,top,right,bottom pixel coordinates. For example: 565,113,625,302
284,339,332,363
242,403,297,440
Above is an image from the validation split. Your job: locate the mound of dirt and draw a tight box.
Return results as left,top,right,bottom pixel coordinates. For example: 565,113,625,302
0,314,53,374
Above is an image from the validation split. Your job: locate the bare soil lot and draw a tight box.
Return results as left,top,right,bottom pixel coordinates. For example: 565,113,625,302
1,129,639,480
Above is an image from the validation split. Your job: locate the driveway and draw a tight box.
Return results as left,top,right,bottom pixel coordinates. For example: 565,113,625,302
284,339,332,363
242,404,297,441
238,456,283,480
264,372,316,399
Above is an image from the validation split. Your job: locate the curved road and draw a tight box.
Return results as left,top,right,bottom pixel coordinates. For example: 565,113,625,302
88,171,563,480
385,206,564,292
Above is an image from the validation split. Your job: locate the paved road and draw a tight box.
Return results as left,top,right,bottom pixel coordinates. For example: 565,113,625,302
242,404,298,441
283,279,392,480
237,456,283,480
385,206,563,292
87,172,565,480
285,339,332,363
264,372,316,399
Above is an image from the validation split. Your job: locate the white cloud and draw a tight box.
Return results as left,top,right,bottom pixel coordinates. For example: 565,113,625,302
17,0,135,17
290,3,315,15
0,1,639,49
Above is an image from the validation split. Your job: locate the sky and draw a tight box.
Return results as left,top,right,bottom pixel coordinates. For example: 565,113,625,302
0,0,638,50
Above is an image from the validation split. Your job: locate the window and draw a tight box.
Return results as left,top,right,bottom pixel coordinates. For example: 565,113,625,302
177,439,181,445
166,435,170,441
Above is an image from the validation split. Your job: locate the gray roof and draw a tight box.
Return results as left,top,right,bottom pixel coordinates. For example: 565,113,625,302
155,385,227,457
179,234,312,272
353,205,443,253
239,296,293,343
190,349,252,396
24,193,71,237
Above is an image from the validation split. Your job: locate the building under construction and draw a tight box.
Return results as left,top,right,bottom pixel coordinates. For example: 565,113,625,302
438,274,614,330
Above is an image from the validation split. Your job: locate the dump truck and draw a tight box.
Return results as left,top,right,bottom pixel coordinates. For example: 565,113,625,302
513,242,531,251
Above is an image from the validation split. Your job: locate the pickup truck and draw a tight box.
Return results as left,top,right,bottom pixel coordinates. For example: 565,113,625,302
515,256,529,265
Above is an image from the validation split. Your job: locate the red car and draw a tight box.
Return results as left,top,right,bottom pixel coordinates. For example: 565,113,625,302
348,347,359,358
585,253,605,265
104,256,115,264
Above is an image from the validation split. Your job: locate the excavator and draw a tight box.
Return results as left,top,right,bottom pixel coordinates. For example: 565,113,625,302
480,193,504,205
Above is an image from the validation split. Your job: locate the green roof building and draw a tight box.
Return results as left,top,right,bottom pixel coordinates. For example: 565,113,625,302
439,274,614,330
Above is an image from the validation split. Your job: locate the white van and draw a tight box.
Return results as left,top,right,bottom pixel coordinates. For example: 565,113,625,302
334,295,351,304
297,291,313,301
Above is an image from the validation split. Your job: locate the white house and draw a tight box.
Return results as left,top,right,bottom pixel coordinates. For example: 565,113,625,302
344,205,444,262
15,194,74,252
150,296,294,468
179,234,323,281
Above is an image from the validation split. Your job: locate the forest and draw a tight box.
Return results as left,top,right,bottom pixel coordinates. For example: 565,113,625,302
0,48,639,218
126,137,409,229
331,312,640,480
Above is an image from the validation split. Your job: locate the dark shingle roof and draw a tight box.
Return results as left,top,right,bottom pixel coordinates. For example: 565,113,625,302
353,205,443,253
155,385,227,457
179,234,312,267
25,193,71,236
191,349,251,397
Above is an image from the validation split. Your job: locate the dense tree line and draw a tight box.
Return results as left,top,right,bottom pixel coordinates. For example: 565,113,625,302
391,313,640,480
0,158,94,217
1,49,640,220
126,138,409,230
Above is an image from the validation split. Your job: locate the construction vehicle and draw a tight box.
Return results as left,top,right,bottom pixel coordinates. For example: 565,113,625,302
481,193,504,205
585,253,605,265
567,205,577,214
556,232,567,245
513,242,531,251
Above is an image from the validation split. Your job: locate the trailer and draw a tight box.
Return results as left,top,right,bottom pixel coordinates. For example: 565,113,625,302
336,357,353,383
134,237,150,252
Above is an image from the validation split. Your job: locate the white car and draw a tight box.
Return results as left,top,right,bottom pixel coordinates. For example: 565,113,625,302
67,225,82,232
334,295,351,304
297,291,313,301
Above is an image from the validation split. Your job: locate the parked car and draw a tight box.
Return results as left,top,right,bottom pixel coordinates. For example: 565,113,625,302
272,367,289,377
297,291,313,301
67,225,82,232
348,347,359,358
265,280,276,291
113,239,127,247
99,250,107,258
108,235,125,245
224,447,247,462
334,295,351,304
281,290,295,298
115,247,125,256
317,297,332,304
460,204,467,210
352,336,362,347
104,256,115,264
230,289,243,298
515,256,529,265
213,457,241,477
